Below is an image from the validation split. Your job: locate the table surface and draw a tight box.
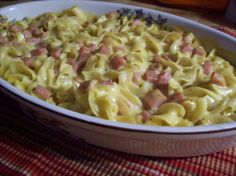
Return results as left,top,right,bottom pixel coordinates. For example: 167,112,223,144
1,0,236,29
0,1,236,176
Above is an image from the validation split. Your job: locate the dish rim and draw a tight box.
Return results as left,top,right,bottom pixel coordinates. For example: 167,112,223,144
1,0,236,134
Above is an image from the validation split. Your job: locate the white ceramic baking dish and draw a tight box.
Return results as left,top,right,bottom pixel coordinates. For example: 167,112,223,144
0,0,236,157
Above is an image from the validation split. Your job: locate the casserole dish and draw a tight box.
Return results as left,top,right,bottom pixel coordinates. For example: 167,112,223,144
0,0,236,157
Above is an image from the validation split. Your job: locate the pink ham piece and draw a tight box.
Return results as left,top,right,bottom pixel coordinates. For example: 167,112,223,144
32,29,43,37
37,42,47,48
88,43,97,52
109,56,126,70
22,57,34,69
31,47,48,56
23,30,32,39
132,19,141,26
99,44,111,55
143,89,167,111
193,47,206,56
210,72,227,87
51,47,62,59
144,64,162,83
203,60,212,75
32,29,48,39
0,35,4,45
34,85,52,100
155,71,172,95
76,46,92,72
152,55,161,63
29,25,38,32
144,70,159,83
156,71,171,86
132,71,142,82
26,38,41,45
168,92,185,104
10,25,22,33
80,45,91,54
79,80,98,90
180,42,193,54
140,110,151,123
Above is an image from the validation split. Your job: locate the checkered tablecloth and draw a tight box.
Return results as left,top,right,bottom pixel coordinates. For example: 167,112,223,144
1,1,236,175
1,92,236,176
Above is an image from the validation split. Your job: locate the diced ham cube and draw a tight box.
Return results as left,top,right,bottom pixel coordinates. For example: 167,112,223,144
152,54,161,63
99,44,111,55
155,71,172,95
22,57,34,69
71,45,93,72
143,89,167,111
10,25,22,33
132,71,142,82
79,80,97,90
37,42,47,48
0,35,4,45
26,37,41,45
29,24,38,32
80,45,91,54
210,72,227,87
31,47,48,56
144,70,159,83
193,47,205,56
32,29,42,37
180,42,193,54
76,53,91,72
34,85,52,100
99,80,113,85
51,47,62,59
132,19,141,26
141,110,151,123
156,71,172,86
203,60,212,75
144,64,162,83
88,43,97,52
109,56,126,70
168,92,185,104
23,30,32,39
32,29,48,38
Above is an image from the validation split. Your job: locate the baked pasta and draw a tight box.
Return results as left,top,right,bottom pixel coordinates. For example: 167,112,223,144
0,7,236,126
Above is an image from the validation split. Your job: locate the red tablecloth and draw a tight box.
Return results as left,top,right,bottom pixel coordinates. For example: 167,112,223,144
1,27,236,176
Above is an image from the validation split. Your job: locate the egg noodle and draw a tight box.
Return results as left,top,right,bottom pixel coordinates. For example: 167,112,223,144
1,7,236,126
